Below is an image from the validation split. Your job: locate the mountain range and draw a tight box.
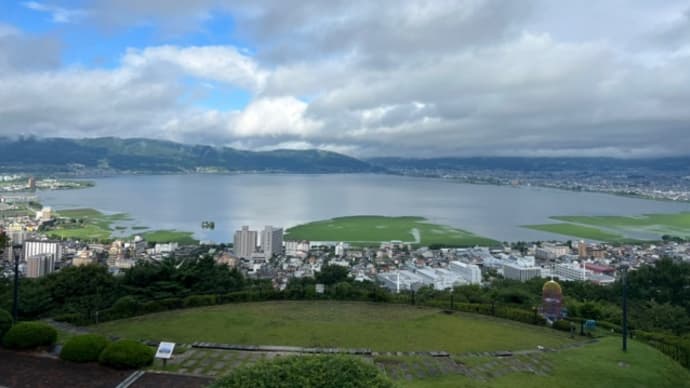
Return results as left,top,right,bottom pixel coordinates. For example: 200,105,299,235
1,137,689,176
0,137,379,174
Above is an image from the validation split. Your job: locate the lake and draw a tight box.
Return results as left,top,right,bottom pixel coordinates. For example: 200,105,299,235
38,174,690,243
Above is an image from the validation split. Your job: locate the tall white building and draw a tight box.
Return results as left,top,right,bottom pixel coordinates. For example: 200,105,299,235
502,262,542,282
26,254,55,278
449,261,482,284
234,226,257,259
261,226,283,258
554,262,587,281
23,240,62,262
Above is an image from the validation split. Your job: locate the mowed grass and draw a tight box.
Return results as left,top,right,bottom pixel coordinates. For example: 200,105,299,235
400,337,690,388
524,223,624,242
92,301,575,353
286,216,497,247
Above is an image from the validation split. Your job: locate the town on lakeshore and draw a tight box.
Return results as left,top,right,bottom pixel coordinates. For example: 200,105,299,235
2,187,686,290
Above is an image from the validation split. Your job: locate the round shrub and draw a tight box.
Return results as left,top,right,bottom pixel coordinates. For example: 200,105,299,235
2,322,57,350
0,308,12,338
212,355,394,388
99,339,154,369
60,334,110,363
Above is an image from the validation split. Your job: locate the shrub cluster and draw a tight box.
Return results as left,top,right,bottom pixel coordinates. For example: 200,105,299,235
2,322,57,350
212,355,394,388
98,339,155,369
59,334,110,363
552,319,574,332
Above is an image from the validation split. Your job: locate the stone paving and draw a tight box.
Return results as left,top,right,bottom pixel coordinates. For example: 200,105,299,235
152,340,597,382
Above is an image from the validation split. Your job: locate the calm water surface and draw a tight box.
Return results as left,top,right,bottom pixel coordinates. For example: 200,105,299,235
38,174,690,243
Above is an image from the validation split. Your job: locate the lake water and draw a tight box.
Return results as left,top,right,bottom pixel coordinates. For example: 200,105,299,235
38,174,690,243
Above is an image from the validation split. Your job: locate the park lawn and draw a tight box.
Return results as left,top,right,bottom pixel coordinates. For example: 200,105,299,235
286,216,497,247
523,223,624,242
137,229,198,245
92,301,576,353
400,337,690,388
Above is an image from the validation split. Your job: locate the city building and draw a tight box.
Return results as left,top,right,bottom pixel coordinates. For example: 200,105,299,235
26,254,55,278
261,225,284,258
503,262,542,281
154,242,179,255
553,262,586,281
535,243,570,261
23,240,62,262
35,207,53,222
285,240,310,258
234,226,258,259
449,261,482,284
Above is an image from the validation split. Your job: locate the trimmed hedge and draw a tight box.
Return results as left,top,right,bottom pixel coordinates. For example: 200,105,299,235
552,319,574,332
99,339,155,369
0,308,12,338
2,322,57,350
60,334,110,363
212,355,394,388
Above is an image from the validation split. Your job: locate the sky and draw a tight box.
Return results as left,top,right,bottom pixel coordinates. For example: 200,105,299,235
1,0,689,158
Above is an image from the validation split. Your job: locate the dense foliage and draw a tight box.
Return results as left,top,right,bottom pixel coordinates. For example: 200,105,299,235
60,334,110,363
212,356,394,388
2,322,57,350
98,339,154,369
0,254,688,341
0,308,12,338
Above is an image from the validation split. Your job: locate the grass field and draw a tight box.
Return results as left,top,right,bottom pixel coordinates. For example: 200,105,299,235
138,229,198,245
401,337,690,388
90,301,689,387
554,213,690,238
48,208,131,241
47,208,197,244
523,223,625,242
93,301,575,353
285,216,497,247
523,212,690,242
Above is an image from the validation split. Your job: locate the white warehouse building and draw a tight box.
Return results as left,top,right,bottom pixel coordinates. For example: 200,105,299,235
449,261,482,284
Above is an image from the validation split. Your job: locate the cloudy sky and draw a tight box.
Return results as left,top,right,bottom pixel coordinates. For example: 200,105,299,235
1,1,689,157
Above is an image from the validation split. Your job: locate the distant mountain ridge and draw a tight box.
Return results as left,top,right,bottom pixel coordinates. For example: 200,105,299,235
0,137,381,174
2,136,689,176
368,156,690,173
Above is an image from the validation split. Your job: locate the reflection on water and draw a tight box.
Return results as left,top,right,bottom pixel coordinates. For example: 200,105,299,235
38,174,690,243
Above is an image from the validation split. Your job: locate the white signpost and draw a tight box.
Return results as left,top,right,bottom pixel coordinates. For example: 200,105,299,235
155,341,176,366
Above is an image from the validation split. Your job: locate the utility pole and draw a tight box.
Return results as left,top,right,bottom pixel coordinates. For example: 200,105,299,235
621,265,628,352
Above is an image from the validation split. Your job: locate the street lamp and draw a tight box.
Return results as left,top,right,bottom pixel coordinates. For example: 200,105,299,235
619,264,629,352
12,243,21,323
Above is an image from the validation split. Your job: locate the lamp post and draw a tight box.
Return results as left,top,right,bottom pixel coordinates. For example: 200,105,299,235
12,243,21,323
620,264,629,352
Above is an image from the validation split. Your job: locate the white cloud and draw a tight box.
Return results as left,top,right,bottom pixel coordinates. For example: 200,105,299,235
22,2,87,24
233,97,322,137
2,1,690,157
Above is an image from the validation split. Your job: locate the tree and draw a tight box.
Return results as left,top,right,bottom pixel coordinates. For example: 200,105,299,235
631,301,690,336
316,265,349,285
43,264,119,318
